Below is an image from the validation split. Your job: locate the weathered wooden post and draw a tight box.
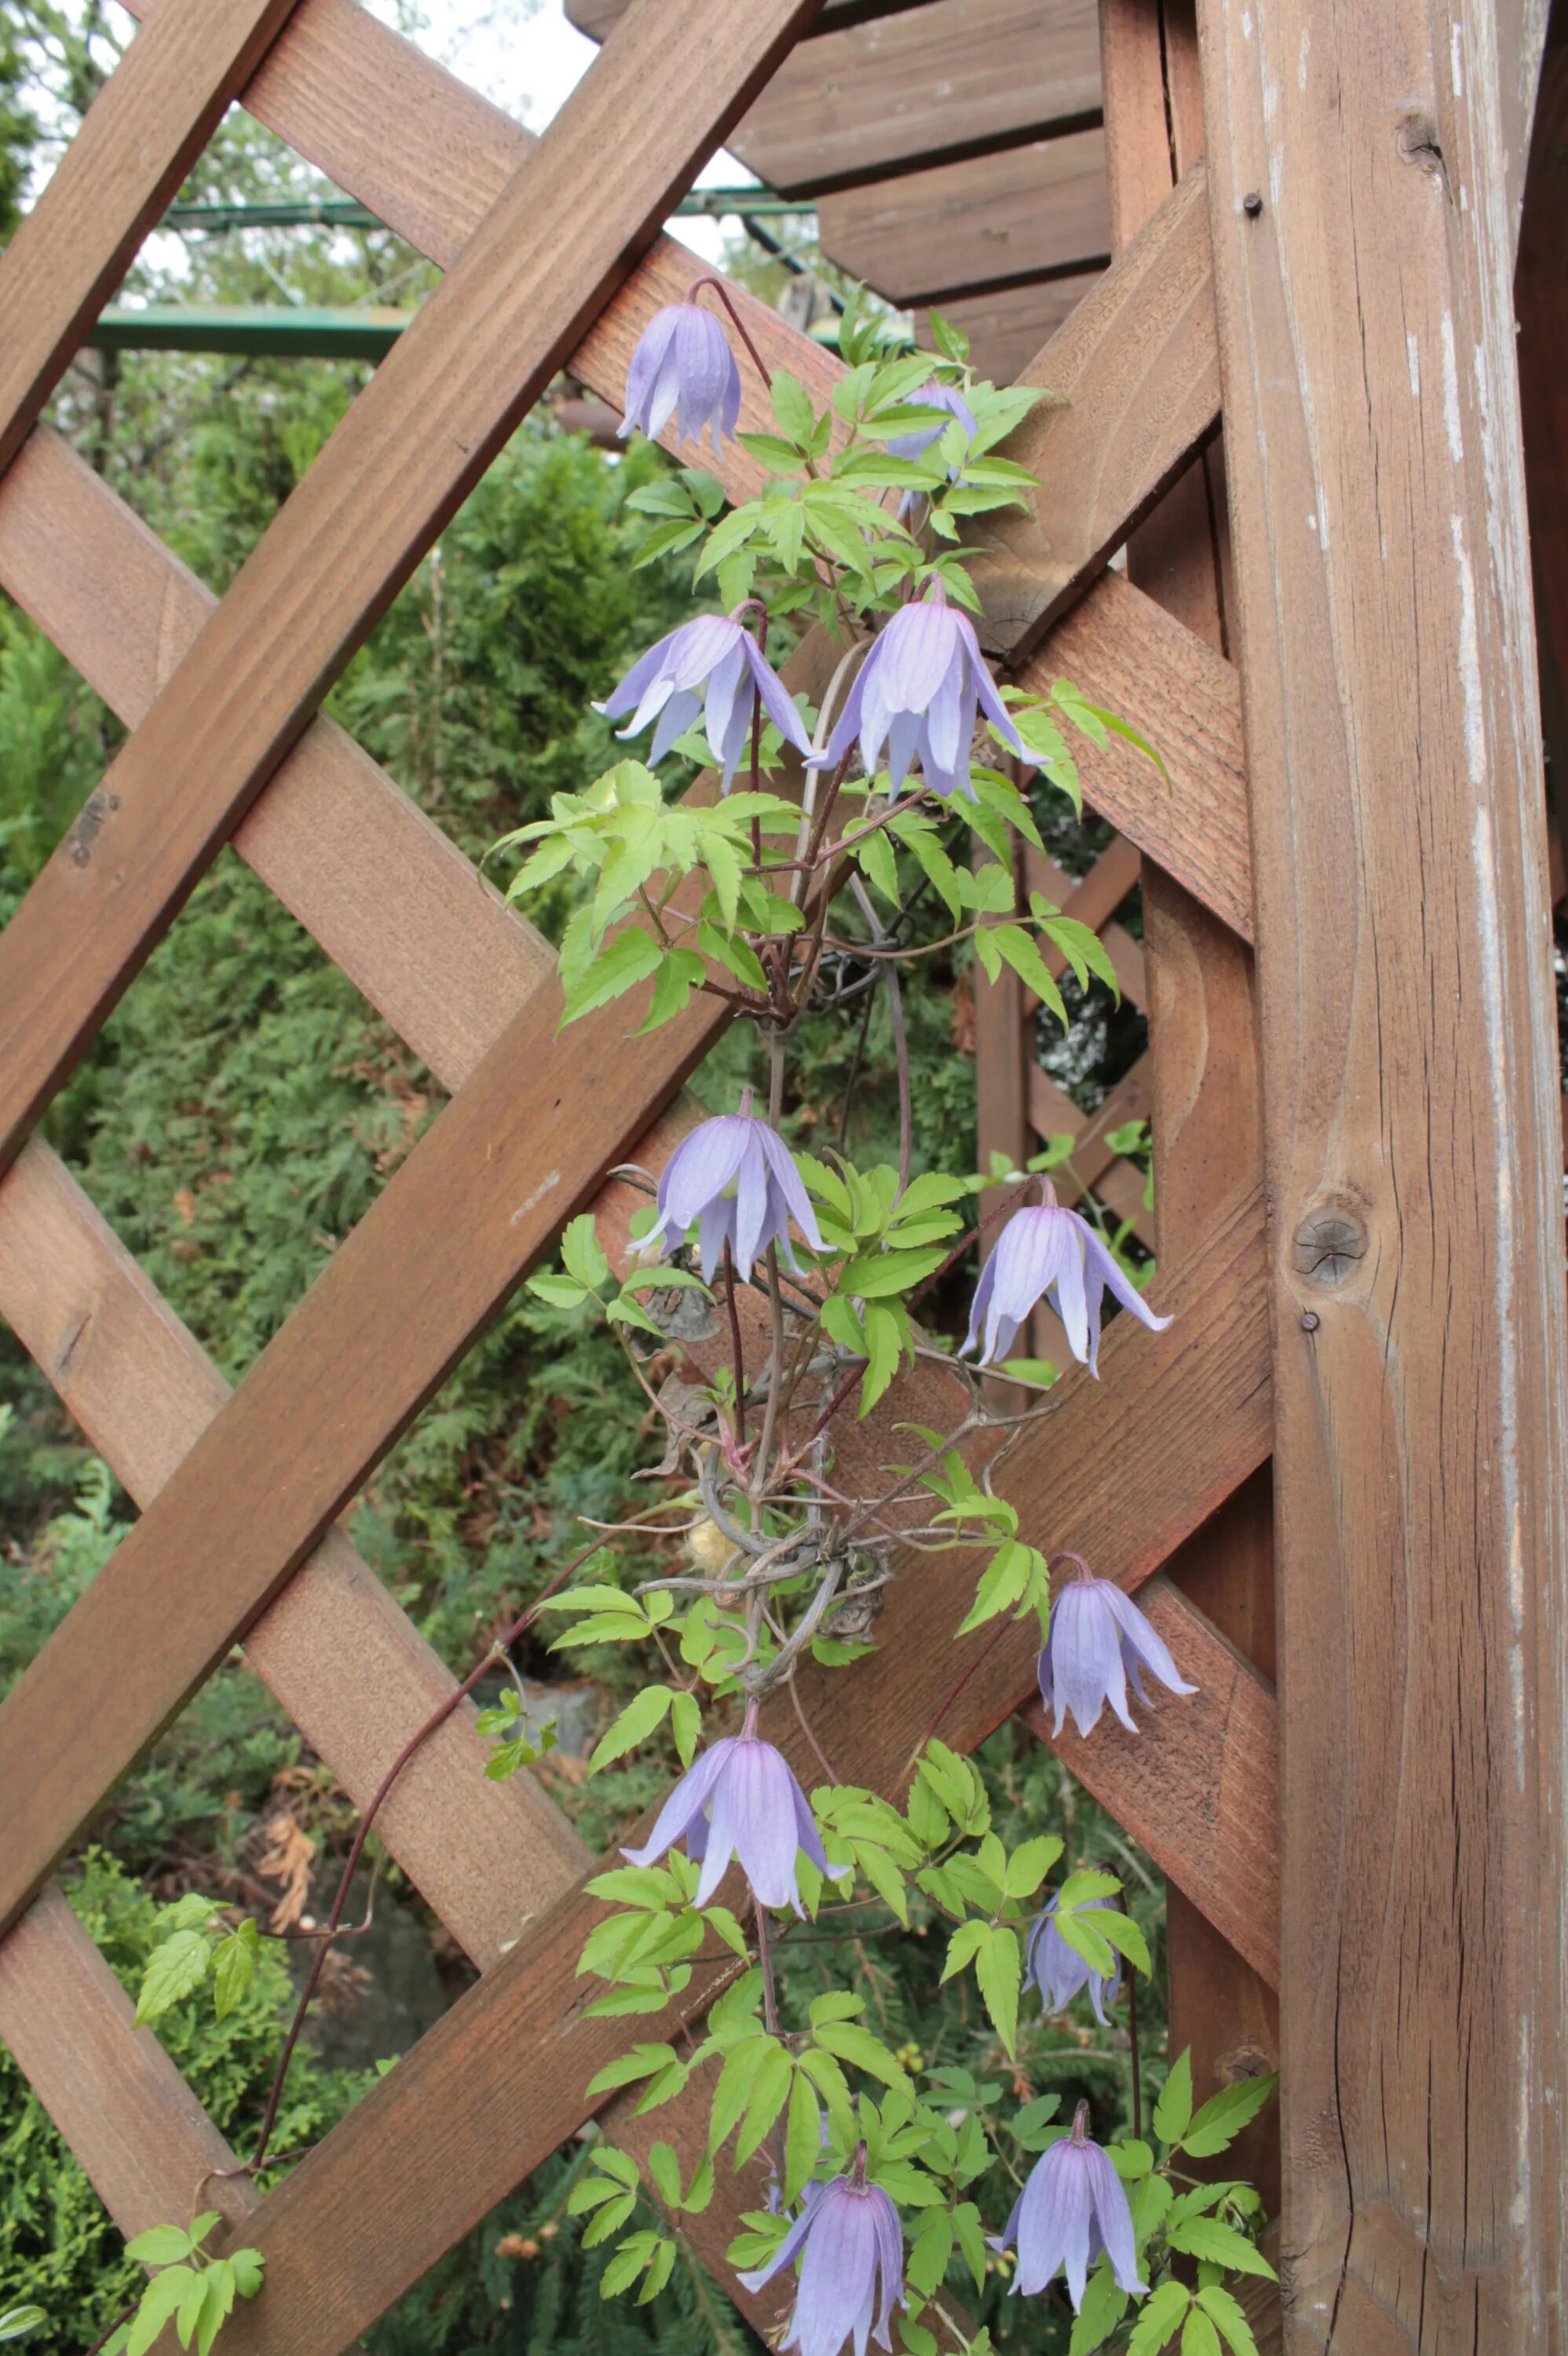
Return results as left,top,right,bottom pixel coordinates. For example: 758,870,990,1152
1197,0,1567,2340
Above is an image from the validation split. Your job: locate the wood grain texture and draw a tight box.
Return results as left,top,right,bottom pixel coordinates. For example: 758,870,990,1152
1516,37,1568,843
1015,571,1253,939
1197,0,1568,2338
916,270,1104,383
966,162,1219,657
1102,0,1279,2222
817,130,1112,305
0,0,299,477
724,0,1105,197
195,1187,1277,2354
0,1138,593,1965
0,0,824,1172
0,1885,261,2239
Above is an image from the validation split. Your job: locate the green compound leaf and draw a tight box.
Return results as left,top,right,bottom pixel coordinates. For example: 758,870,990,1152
1180,2073,1279,2157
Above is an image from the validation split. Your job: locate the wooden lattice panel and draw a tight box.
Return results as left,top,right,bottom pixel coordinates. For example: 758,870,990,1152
0,1,1288,2347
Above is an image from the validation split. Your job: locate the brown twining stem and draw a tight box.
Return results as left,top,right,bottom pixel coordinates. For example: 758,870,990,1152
205,1527,619,2186
722,1236,748,1451
687,273,772,393
754,1895,780,2035
908,1617,1018,1767
1125,1928,1142,2142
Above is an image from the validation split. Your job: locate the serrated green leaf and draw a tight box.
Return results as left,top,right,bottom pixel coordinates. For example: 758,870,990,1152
588,1685,673,1774
1182,2314,1223,2356
1194,2284,1259,2356
561,925,663,1023
1003,1834,1062,1900
1153,2051,1194,2146
126,2270,198,2356
211,1919,258,2021
1180,2073,1278,2157
974,1925,1021,2057
1126,2279,1190,2356
735,2040,794,2165
124,2226,194,2268
1165,2219,1277,2280
784,2068,821,2203
134,1931,210,2028
811,2021,913,2099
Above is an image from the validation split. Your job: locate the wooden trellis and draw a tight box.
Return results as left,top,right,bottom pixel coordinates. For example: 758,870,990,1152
0,0,1560,2351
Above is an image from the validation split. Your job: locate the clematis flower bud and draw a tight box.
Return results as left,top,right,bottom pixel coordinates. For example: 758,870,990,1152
1026,1890,1123,2025
997,2101,1146,2310
1038,1553,1197,1739
645,1092,824,1282
623,1700,837,1914
618,302,741,454
961,1183,1171,1376
737,2150,906,2356
596,612,812,792
814,580,1025,803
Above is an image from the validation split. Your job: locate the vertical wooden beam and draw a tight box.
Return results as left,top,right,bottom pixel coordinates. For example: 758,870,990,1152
1099,0,1280,2215
1197,0,1568,2341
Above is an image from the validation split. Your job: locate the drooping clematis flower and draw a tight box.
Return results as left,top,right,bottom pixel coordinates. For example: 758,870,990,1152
1038,1554,1197,1740
623,1700,836,1913
961,1183,1171,1375
884,380,978,464
1026,1890,1122,2025
619,302,741,454
645,1092,824,1282
814,580,1025,802
998,2102,1146,2310
738,2153,906,2356
596,613,813,791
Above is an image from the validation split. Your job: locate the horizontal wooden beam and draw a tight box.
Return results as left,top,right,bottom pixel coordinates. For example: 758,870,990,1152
817,128,1112,304
0,0,299,477
572,0,1102,198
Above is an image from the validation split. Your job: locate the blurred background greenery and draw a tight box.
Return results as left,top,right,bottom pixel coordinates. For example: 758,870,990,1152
0,8,1154,2348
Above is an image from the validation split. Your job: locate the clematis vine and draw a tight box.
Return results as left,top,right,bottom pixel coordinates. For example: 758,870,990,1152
618,300,741,453
962,1181,1171,1374
1038,1553,1197,1738
596,610,813,789
998,2101,1146,2310
815,579,1026,802
645,1091,824,1280
1027,1889,1122,2024
622,1699,836,1913
738,2152,905,2356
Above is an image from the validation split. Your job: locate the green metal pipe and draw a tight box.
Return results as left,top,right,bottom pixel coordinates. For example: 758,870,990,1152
158,188,808,236
86,305,411,359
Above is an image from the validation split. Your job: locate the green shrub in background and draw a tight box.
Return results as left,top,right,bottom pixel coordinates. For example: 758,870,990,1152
0,1853,371,2351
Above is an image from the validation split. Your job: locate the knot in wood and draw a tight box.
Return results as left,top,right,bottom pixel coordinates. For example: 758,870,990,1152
1396,108,1450,195
1291,1201,1367,1290
67,788,119,868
